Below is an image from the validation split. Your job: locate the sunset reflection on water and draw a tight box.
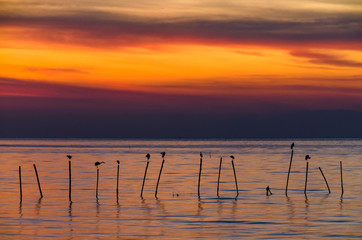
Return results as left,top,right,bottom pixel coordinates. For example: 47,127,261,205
0,139,361,239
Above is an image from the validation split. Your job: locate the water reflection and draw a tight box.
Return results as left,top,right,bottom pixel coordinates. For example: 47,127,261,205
141,199,152,216
319,194,329,204
18,201,23,217
286,196,295,221
0,139,361,239
197,199,204,215
231,199,237,219
35,197,42,215
96,199,100,217
116,201,121,218
68,202,73,240
217,199,223,216
156,199,167,215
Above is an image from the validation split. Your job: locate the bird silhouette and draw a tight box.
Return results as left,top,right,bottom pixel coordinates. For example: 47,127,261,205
160,152,166,158
291,142,294,149
67,155,72,160
95,161,105,167
146,153,150,160
266,186,272,196
116,160,120,164
200,152,203,158
305,155,311,161
230,155,235,160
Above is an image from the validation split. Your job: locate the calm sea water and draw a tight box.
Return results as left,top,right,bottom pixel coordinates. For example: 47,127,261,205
0,139,361,239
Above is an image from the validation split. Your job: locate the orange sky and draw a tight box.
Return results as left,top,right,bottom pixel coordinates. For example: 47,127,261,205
1,0,362,138
1,0,362,108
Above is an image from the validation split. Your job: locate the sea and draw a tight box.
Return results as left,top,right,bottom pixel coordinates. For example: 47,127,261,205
0,139,361,239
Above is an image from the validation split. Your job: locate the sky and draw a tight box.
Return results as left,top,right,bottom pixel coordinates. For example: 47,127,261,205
1,0,362,138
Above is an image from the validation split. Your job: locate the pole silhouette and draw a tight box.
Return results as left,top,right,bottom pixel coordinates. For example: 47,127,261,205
230,156,239,198
318,167,331,194
116,160,120,199
67,155,72,202
217,157,222,198
155,152,165,198
340,161,344,196
285,142,294,196
304,155,311,195
140,153,150,198
33,164,43,198
19,166,22,202
198,152,203,198
95,161,105,199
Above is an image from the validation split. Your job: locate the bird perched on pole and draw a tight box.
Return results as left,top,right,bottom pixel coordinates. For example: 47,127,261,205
95,161,105,167
291,142,294,149
305,155,311,161
200,152,203,158
146,153,150,160
230,155,235,160
67,155,72,160
160,152,166,159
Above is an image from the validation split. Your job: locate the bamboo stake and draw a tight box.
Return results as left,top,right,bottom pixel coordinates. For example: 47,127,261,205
155,152,165,198
230,156,239,198
19,166,22,202
340,161,344,196
198,152,203,198
285,142,294,196
33,164,43,198
217,157,222,198
318,167,331,194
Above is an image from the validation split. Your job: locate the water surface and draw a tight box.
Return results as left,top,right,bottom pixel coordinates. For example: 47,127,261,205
0,139,361,239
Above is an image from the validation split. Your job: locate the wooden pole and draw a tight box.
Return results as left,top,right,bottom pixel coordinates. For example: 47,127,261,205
285,149,294,196
304,161,309,195
198,157,202,198
140,161,149,198
217,157,222,198
231,159,239,198
116,162,120,199
340,161,344,196
19,166,22,202
96,168,99,199
69,160,72,202
155,159,165,198
33,164,43,198
318,167,331,194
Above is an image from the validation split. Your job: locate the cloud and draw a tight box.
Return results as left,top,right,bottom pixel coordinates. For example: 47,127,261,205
290,50,362,68
1,76,362,115
1,11,361,49
26,67,88,74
